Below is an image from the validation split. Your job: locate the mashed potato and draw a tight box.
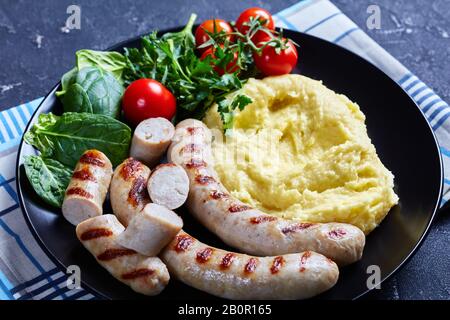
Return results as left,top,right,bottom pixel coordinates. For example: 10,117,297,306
203,74,398,234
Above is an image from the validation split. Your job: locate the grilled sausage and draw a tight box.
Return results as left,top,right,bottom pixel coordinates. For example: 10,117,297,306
107,171,337,299
130,117,175,168
76,214,170,296
147,163,189,210
117,203,183,256
167,119,366,266
62,150,113,225
161,230,339,299
110,158,151,226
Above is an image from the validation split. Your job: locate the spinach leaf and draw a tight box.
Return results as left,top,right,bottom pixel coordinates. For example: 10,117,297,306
55,67,77,97
24,112,131,167
62,66,124,119
62,83,93,113
24,155,72,207
76,49,126,83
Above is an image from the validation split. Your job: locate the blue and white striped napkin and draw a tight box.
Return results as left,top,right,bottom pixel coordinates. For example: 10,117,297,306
0,0,448,300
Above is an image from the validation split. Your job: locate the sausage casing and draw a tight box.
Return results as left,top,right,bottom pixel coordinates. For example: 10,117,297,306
76,214,170,296
62,150,113,225
168,119,365,265
110,157,151,226
161,231,339,300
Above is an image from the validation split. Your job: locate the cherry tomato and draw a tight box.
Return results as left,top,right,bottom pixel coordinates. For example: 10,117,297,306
235,7,274,41
195,19,233,53
253,38,298,76
251,29,274,46
122,79,176,125
200,46,239,75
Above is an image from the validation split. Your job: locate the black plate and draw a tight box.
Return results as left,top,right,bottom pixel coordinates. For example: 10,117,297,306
16,27,443,300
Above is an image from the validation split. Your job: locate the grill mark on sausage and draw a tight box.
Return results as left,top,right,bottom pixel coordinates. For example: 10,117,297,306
72,167,96,182
300,251,312,272
128,176,149,208
220,253,235,270
186,127,203,135
174,234,194,253
281,223,314,234
195,175,216,185
97,248,137,261
244,258,258,274
121,268,154,280
186,159,207,169
80,228,113,241
66,187,93,199
79,150,105,167
328,228,347,240
210,190,229,200
181,143,201,155
228,203,252,213
271,256,285,274
249,215,277,224
196,247,214,264
120,158,143,181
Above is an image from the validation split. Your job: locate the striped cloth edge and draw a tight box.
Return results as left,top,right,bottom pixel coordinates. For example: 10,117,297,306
0,97,96,300
0,0,449,300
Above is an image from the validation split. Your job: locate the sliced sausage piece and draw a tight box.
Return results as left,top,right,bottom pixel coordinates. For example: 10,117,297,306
105,164,337,299
161,231,339,300
147,163,189,210
110,158,151,226
130,117,175,168
117,203,183,256
62,150,113,225
168,119,366,266
76,214,170,296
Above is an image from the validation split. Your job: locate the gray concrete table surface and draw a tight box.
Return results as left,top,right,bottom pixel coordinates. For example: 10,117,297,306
0,0,449,300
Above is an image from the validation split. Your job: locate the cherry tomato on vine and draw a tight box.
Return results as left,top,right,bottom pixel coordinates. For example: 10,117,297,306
235,7,274,41
200,46,239,75
253,38,298,76
122,79,176,125
195,19,233,53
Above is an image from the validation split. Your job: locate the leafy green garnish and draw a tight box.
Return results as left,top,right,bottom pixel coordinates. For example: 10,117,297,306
56,50,126,119
61,66,124,119
24,112,131,168
218,94,252,131
24,155,72,208
56,67,78,97
76,49,126,83
123,13,253,129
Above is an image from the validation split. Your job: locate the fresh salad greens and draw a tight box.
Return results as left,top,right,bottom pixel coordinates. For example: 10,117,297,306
26,50,130,207
24,10,291,208
76,49,126,83
24,112,131,168
61,66,124,118
123,14,252,127
56,50,125,119
24,156,73,207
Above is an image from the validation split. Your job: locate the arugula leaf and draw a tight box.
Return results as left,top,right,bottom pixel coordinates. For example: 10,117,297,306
61,66,124,119
24,112,131,167
24,155,72,208
76,49,126,83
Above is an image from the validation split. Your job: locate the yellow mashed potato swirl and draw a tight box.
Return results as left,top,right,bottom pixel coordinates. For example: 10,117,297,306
203,74,398,234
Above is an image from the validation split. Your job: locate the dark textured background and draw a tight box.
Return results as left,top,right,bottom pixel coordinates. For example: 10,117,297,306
0,0,449,300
